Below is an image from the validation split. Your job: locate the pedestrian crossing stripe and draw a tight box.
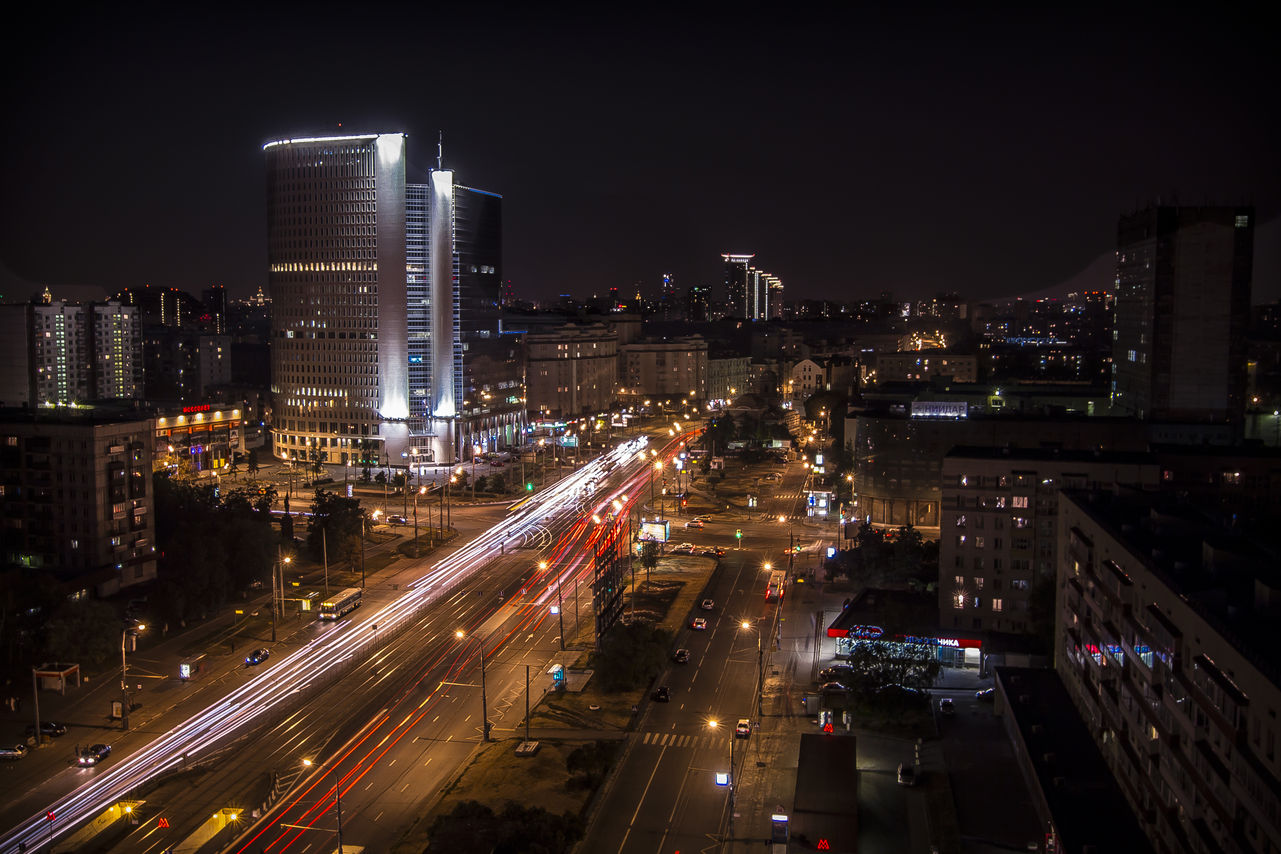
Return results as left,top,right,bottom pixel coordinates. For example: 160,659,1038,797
640,732,729,749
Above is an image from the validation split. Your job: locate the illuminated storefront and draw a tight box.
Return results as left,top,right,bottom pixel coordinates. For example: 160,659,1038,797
154,404,244,474
826,588,983,668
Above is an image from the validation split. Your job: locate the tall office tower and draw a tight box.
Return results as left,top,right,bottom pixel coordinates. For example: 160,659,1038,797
659,272,676,321
266,132,519,471
201,285,227,333
115,285,201,328
685,285,710,322
0,300,142,407
722,253,754,318
766,275,784,319
1111,205,1253,421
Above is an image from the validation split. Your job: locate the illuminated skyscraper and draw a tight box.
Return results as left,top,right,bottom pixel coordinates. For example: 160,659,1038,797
265,132,519,470
722,253,754,318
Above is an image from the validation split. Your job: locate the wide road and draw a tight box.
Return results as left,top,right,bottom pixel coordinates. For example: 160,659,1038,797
0,434,686,854
579,459,808,853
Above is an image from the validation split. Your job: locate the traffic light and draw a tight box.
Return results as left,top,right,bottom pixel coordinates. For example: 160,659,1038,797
735,529,742,540
526,482,534,491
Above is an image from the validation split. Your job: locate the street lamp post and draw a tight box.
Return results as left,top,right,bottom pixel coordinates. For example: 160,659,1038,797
709,719,737,813
455,630,490,741
272,550,291,643
743,620,764,717
413,485,427,556
543,561,564,650
120,623,145,731
302,759,342,850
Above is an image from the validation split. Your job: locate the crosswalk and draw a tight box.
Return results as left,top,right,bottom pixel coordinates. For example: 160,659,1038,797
638,731,737,750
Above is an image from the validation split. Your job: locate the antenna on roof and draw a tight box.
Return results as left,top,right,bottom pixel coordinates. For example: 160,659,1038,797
437,131,443,171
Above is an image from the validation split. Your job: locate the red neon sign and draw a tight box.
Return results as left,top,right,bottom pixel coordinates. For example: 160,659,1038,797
181,404,212,414
158,817,170,828
817,840,831,851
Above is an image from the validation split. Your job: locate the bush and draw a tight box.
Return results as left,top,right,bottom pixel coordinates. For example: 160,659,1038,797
427,800,583,854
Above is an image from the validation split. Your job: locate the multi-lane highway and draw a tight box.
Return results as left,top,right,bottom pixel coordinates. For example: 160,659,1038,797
0,433,694,854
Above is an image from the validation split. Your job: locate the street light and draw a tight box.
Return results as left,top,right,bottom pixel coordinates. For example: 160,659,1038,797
120,623,145,731
708,718,737,811
455,630,490,741
272,551,292,643
301,758,342,850
741,620,764,717
542,560,564,650
413,485,428,556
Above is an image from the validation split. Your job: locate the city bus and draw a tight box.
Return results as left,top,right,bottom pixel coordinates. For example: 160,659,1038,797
765,570,786,602
318,588,363,621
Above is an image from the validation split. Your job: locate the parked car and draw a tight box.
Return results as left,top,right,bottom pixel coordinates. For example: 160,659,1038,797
819,665,856,682
938,697,956,716
975,687,996,702
652,686,671,702
735,719,752,738
818,681,850,694
674,542,696,553
691,617,708,630
683,520,704,529
387,515,408,525
77,743,112,766
489,460,504,467
763,472,783,481
245,648,271,666
896,762,917,786
700,598,715,611
0,744,28,760
673,648,690,664
25,721,67,738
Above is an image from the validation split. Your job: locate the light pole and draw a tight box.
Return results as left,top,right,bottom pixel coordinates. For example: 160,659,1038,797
413,485,427,556
543,561,564,650
743,620,764,717
455,630,490,741
120,623,145,731
709,718,736,813
301,758,342,850
272,550,291,643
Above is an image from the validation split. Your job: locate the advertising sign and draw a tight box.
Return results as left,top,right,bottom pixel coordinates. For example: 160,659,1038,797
640,520,670,542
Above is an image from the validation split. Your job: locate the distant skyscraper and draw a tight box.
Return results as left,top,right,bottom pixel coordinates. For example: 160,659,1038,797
686,285,709,322
265,132,520,470
722,253,754,318
201,285,227,334
766,275,784,319
659,272,676,321
1111,205,1253,421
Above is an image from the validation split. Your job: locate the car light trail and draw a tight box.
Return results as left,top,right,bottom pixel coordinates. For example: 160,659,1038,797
0,438,652,854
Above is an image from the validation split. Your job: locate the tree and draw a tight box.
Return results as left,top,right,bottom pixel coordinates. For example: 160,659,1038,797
44,600,120,667
844,639,941,693
307,490,364,565
566,740,620,789
638,541,659,583
427,801,583,854
246,449,260,478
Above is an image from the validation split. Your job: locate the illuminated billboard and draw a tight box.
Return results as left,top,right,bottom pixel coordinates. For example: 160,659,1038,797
640,520,670,542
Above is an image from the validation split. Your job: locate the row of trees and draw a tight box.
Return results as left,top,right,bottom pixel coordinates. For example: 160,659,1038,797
827,523,939,590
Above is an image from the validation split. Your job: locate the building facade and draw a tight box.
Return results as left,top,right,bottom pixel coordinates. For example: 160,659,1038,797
707,354,751,406
0,407,157,595
874,351,978,384
1112,206,1253,422
619,336,708,402
526,324,618,417
939,447,1159,636
265,132,521,471
1056,490,1281,854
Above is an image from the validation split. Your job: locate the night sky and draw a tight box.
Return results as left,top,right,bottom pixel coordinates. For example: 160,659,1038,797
3,4,1278,306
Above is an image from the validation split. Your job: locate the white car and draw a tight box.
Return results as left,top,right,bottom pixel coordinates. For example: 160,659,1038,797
735,719,751,738
700,598,715,610
684,520,705,529
691,617,708,630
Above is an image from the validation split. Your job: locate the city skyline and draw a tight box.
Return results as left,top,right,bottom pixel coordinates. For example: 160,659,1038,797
2,6,1278,306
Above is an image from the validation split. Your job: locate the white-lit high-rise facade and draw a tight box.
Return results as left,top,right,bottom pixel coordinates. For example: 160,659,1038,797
266,132,520,470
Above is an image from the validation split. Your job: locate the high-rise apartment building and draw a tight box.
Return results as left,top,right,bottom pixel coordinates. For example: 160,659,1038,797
265,132,521,471
526,324,619,417
685,285,710,322
0,406,157,594
722,253,753,318
0,300,143,408
1111,206,1253,422
659,272,676,321
721,253,781,320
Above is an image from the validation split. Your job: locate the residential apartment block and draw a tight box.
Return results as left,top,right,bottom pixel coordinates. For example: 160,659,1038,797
1057,490,1281,854
940,447,1159,635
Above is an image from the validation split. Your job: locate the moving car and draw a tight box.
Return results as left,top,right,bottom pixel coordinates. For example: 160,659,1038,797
673,648,690,664
683,520,704,529
976,687,996,702
25,721,67,738
652,686,671,702
489,460,504,467
700,598,715,610
0,744,28,760
675,542,696,552
691,617,708,630
763,472,783,481
819,681,850,694
77,743,112,766
245,648,271,666
387,515,407,525
735,719,752,738
938,697,956,715
896,762,917,786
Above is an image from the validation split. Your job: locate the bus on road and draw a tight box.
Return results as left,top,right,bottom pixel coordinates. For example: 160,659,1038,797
765,570,786,602
319,588,363,621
